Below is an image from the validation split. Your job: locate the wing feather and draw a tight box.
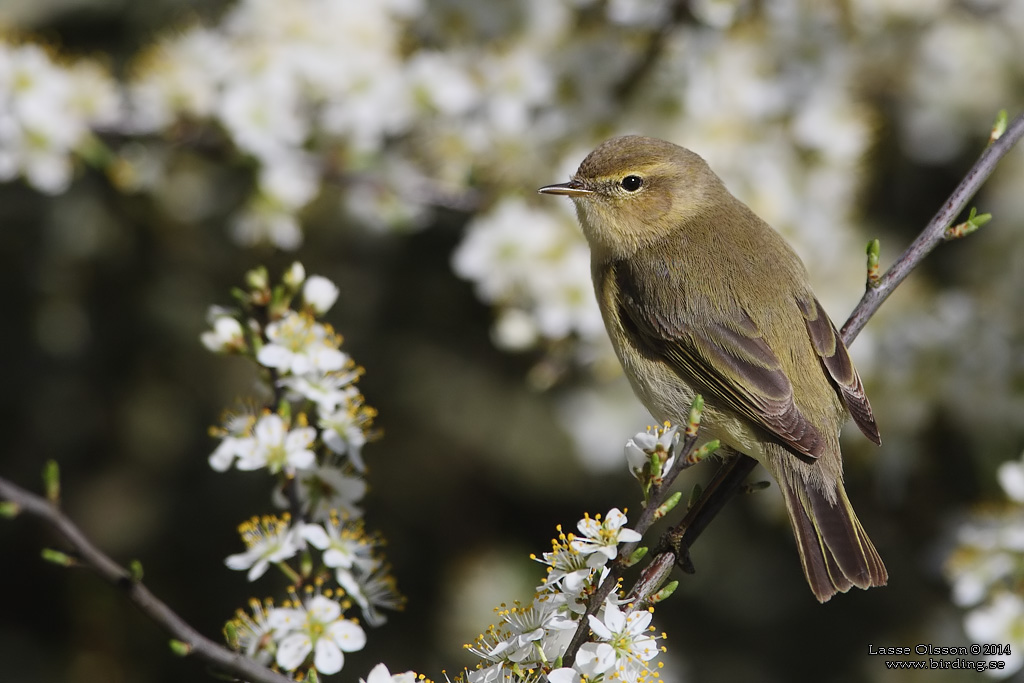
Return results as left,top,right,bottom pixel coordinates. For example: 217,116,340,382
614,263,826,459
796,296,881,445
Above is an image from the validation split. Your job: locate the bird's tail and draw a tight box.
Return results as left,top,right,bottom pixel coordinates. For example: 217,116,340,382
778,476,888,602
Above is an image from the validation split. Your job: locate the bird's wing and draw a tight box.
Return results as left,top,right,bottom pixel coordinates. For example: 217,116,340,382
611,261,828,459
796,295,881,445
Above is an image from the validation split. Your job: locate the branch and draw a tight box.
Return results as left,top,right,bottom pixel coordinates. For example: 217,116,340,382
565,111,1024,663
0,476,295,683
562,398,735,660
841,112,1024,344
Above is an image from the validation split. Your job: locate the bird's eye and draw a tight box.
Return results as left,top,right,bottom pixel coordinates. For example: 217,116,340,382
620,175,644,192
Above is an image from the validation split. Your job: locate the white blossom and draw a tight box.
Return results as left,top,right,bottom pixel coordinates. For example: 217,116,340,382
998,458,1024,503
269,595,366,675
361,663,418,683
257,312,346,375
625,423,680,480
570,508,642,567
201,312,245,353
234,413,316,474
225,515,303,581
303,275,340,315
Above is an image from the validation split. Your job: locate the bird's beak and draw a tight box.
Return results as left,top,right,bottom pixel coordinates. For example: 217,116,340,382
538,180,593,197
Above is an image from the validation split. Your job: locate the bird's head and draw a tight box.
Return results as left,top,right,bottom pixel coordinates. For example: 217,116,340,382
539,135,723,261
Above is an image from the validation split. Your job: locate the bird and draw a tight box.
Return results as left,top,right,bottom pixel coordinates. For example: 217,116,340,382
538,135,886,602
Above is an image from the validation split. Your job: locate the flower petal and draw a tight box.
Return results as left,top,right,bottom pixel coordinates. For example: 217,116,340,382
225,550,256,571
328,619,367,652
301,523,330,549
546,668,579,683
257,344,292,369
267,607,305,634
308,595,342,622
604,508,627,529
313,637,344,675
246,558,270,581
276,632,312,671
617,528,642,543
576,642,616,675
587,613,612,640
364,663,393,683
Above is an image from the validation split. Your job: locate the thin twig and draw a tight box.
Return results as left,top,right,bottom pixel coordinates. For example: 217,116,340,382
0,477,295,683
841,112,1024,343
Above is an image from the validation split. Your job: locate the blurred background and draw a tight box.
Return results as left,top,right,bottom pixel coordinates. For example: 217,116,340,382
2,0,1024,681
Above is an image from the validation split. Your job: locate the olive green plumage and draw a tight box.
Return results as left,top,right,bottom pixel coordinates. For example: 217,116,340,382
540,135,886,602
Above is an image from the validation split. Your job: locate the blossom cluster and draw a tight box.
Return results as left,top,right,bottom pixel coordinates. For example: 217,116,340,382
464,508,664,683
204,264,402,677
0,42,120,194
945,450,1024,678
451,198,604,350
124,0,433,248
4,0,1023,376
625,423,682,492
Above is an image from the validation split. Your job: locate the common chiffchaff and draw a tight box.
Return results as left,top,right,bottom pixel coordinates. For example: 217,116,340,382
539,135,886,602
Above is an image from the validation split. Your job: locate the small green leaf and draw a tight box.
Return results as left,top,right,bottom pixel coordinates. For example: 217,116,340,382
685,439,720,465
129,559,144,582
647,450,662,479
865,239,880,287
655,491,683,519
41,548,74,566
626,546,649,567
43,460,60,505
946,206,992,239
223,620,239,650
0,501,20,518
968,206,992,228
169,639,192,657
685,395,705,437
650,580,679,604
990,109,1008,144
245,266,269,292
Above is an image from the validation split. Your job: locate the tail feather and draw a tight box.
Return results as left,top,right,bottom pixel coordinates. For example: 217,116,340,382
780,478,887,602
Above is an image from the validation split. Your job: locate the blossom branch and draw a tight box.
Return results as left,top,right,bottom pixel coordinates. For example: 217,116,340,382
561,405,716,662
0,475,295,683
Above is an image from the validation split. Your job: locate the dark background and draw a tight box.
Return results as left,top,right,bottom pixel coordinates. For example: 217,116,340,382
2,1,1024,682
